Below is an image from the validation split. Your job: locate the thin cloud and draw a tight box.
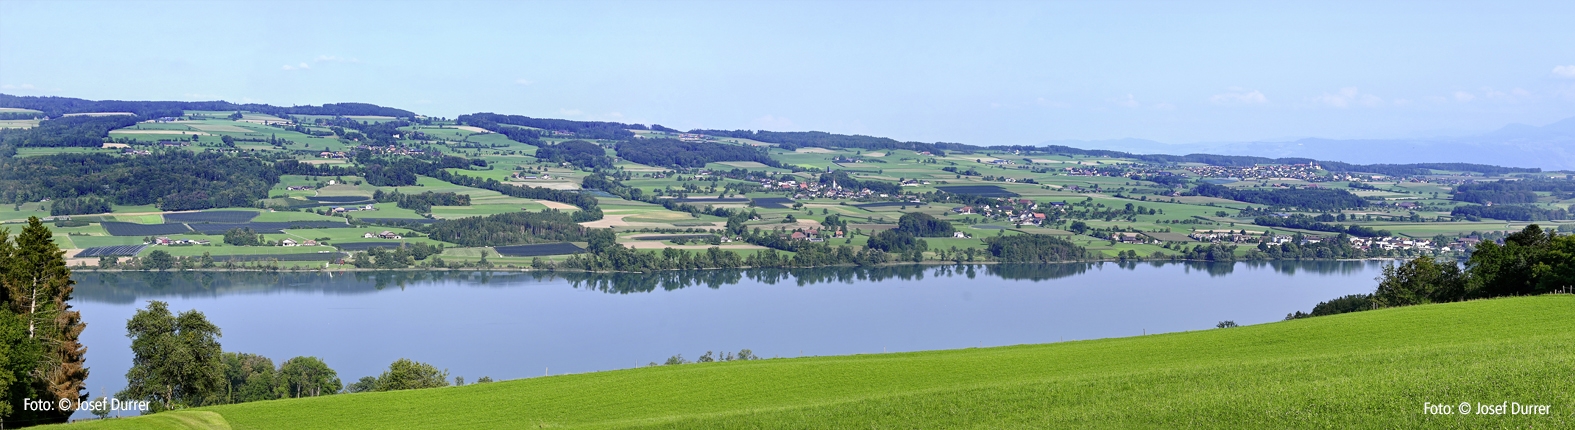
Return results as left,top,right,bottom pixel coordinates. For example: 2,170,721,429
1453,91,1475,102
515,79,534,85
1553,65,1575,78
1034,97,1071,108
1,84,37,90
1210,88,1268,105
750,115,796,130
1483,87,1533,102
1110,94,1142,108
314,55,359,63
1314,87,1382,108
282,63,310,71
558,108,583,116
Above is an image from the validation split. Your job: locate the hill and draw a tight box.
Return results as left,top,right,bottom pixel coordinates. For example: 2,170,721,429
56,295,1573,429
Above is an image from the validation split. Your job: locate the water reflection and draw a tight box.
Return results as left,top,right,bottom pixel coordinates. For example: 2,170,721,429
75,260,1384,303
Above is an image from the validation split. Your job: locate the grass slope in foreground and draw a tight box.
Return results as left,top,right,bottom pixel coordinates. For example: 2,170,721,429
63,296,1573,429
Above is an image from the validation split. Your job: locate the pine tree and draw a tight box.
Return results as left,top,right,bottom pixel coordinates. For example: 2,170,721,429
1,217,88,424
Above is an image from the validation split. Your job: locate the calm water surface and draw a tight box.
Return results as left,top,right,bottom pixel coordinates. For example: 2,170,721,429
70,261,1382,417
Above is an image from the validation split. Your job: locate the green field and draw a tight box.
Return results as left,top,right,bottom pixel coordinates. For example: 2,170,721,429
58,295,1575,429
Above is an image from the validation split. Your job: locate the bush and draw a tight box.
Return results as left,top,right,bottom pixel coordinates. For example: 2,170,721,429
375,358,449,391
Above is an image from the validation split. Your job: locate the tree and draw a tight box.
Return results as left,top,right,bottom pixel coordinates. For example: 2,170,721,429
0,310,41,423
1,217,88,424
344,376,379,393
278,356,341,398
895,212,955,237
88,395,111,419
1216,321,1238,328
218,352,279,404
374,358,448,391
144,250,175,271
121,301,224,411
1373,257,1467,307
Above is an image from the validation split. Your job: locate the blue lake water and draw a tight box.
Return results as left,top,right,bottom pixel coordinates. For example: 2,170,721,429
68,261,1384,417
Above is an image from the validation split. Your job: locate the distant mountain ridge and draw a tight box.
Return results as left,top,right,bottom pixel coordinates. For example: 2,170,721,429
1041,116,1575,171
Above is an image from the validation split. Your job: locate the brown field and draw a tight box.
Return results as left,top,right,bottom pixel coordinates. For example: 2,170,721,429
863,152,886,157
793,147,837,153
535,200,578,210
0,107,42,113
450,126,491,133
299,159,347,165
717,161,770,168
101,143,130,148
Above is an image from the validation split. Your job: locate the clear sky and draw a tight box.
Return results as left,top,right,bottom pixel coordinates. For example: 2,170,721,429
3,0,1573,145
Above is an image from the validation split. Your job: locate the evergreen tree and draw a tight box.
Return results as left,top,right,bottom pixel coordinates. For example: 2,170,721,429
0,217,88,424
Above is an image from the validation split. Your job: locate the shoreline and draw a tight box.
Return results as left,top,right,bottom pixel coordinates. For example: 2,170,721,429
69,256,1417,274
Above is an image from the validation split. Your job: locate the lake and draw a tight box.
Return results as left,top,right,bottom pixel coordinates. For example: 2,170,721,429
69,261,1384,417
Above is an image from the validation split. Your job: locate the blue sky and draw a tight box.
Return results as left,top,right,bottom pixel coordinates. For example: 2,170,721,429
3,0,1573,145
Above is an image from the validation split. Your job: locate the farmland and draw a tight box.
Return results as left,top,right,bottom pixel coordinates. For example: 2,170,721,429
5,96,1566,273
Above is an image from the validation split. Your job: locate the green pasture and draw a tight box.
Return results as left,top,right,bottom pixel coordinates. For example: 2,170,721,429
429,204,535,219
154,244,333,257
13,147,117,157
284,229,449,248
62,295,1575,429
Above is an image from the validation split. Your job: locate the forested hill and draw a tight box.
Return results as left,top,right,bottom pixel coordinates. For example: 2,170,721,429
689,128,1538,175
1190,183,1368,211
616,138,782,168
458,112,643,141
0,94,416,148
687,129,970,155
0,94,414,118
0,152,277,211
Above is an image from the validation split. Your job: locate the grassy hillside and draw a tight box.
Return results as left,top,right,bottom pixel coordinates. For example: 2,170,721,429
60,296,1573,429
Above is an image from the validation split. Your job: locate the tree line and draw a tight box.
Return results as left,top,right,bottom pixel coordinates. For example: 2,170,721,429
536,140,614,169
116,299,480,415
1288,224,1574,319
374,189,470,212
458,112,641,141
1,151,278,211
615,138,783,168
0,94,412,120
686,129,961,155
1450,204,1569,222
1190,183,1368,210
422,210,591,247
1253,214,1392,237
0,114,142,148
1454,179,1575,204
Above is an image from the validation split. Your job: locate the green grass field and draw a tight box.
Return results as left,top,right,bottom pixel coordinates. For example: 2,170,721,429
57,295,1575,429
